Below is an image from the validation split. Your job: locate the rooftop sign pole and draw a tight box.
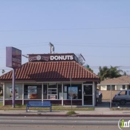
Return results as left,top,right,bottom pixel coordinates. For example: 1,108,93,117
49,42,55,54
6,47,22,108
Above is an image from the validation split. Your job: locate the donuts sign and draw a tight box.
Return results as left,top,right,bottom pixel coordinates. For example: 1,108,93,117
50,55,74,61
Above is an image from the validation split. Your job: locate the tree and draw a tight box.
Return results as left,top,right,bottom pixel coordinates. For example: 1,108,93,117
98,66,123,81
98,66,109,81
123,71,127,76
108,66,122,78
2,69,5,74
84,64,93,72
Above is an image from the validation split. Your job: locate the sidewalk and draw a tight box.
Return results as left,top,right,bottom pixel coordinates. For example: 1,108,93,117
0,108,130,117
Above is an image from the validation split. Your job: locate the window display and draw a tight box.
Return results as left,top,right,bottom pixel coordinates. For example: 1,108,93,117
28,86,37,99
68,86,78,99
5,83,22,99
63,84,82,99
9,87,19,99
24,85,42,99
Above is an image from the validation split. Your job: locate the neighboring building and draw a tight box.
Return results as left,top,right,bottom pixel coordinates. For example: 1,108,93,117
0,53,99,106
98,76,130,100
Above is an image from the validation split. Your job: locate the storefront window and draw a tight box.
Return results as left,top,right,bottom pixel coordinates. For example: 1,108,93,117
64,86,67,92
43,84,47,99
58,84,62,99
68,86,78,99
63,84,82,100
5,83,22,99
24,85,42,99
28,86,37,99
47,83,58,99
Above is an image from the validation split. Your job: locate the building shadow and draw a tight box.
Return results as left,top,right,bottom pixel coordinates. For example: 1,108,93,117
28,71,69,82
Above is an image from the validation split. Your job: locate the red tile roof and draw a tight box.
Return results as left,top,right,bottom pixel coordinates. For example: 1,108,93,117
0,61,99,82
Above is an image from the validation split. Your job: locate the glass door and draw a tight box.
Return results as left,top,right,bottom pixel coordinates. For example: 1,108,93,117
83,84,93,105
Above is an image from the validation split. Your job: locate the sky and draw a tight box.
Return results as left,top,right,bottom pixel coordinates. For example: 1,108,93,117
0,0,130,75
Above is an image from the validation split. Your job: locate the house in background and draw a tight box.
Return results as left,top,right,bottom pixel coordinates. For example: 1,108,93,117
98,76,130,101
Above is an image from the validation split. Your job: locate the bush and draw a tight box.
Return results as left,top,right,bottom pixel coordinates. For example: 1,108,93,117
66,110,77,115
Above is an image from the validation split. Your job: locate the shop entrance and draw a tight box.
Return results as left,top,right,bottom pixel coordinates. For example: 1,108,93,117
83,84,93,106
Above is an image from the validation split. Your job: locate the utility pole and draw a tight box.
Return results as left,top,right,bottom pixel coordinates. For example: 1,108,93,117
12,69,15,108
70,72,72,110
110,85,112,108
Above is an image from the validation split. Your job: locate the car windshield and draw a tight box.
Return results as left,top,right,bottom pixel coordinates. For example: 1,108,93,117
119,90,127,95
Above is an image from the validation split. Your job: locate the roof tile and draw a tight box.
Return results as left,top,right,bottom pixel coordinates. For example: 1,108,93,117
0,61,99,82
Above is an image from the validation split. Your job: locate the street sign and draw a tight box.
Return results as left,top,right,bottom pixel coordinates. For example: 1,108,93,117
6,47,22,108
6,47,22,68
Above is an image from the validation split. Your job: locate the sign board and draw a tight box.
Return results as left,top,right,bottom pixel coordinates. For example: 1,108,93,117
50,95,56,99
29,54,74,62
29,55,50,62
50,55,73,61
6,47,22,68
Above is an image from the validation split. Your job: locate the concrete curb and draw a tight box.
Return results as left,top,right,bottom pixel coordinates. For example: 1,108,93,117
0,114,130,117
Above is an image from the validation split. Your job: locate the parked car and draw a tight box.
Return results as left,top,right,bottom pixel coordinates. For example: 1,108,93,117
112,89,130,105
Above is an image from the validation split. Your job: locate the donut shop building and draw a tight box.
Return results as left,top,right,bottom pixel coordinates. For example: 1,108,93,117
0,53,99,106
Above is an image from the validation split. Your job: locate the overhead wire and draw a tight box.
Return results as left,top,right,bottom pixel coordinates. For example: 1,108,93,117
0,27,130,32
0,42,130,50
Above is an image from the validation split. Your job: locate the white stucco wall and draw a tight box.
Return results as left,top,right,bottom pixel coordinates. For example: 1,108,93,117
100,85,127,90
100,85,107,90
116,85,127,90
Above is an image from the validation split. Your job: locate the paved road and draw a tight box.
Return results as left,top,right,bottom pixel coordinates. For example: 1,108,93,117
0,116,129,130
0,124,126,130
0,116,123,125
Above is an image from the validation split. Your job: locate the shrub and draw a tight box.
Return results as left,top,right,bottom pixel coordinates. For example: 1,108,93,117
66,110,77,115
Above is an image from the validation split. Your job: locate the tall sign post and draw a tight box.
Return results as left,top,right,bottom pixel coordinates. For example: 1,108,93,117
70,71,73,110
6,47,22,108
70,74,72,110
110,85,112,108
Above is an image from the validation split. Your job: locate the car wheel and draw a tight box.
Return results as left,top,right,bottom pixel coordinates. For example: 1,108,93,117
120,100,126,105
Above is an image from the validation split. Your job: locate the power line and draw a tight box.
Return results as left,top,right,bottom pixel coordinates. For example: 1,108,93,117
1,41,130,45
0,43,130,50
0,27,130,32
0,41,130,48
0,66,130,69
0,54,129,58
1,42,130,47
